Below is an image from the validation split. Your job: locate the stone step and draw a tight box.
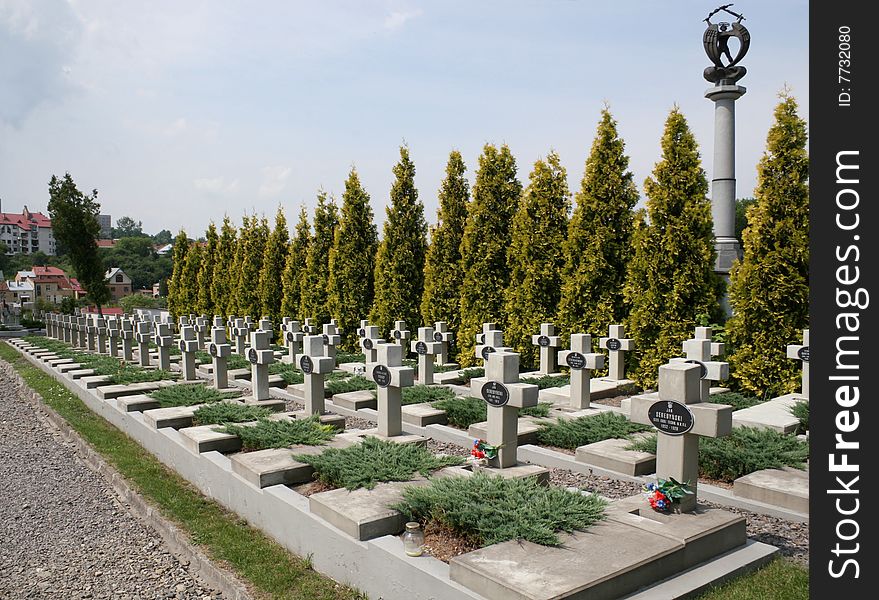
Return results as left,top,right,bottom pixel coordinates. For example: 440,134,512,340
468,418,542,446
575,437,656,476
733,467,808,514
402,402,448,426
47,358,75,367
731,393,804,434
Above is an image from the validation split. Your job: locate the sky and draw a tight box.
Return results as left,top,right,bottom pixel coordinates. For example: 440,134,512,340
0,0,809,236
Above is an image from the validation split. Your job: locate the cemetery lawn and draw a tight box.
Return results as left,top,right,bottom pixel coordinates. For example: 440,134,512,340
0,342,365,600
695,557,808,599
220,416,337,451
536,412,651,450
196,350,250,370
191,403,273,426
148,384,241,408
431,396,552,428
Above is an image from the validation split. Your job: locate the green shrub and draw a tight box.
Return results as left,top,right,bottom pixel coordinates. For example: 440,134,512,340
325,375,376,397
790,401,809,433
432,396,551,428
393,472,607,547
520,403,552,418
295,436,463,490
537,413,650,450
220,416,336,451
269,362,305,385
522,374,569,390
335,351,365,364
710,392,762,411
191,403,272,426
627,427,809,482
21,317,45,329
148,384,240,408
396,385,455,406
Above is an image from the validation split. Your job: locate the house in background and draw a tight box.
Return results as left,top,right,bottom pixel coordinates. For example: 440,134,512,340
106,267,132,301
0,206,56,255
15,266,82,305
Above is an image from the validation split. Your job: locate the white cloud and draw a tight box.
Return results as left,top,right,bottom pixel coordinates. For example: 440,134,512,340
163,117,187,136
384,9,421,31
258,165,291,197
194,176,239,195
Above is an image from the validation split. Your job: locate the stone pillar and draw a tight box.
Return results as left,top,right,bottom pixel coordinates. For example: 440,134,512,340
248,330,273,401
62,315,72,344
531,322,561,374
412,327,442,385
366,343,415,438
154,323,174,371
599,324,634,381
296,335,335,415
178,325,198,381
433,321,454,366
558,334,605,409
86,317,97,352
786,329,809,399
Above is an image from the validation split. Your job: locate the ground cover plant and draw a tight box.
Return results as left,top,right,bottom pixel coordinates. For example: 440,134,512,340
394,471,607,547
335,351,365,364
269,362,305,385
431,396,551,429
324,375,376,397
191,402,273,426
628,426,809,482
376,384,456,406
295,436,463,490
148,384,240,408
537,412,651,450
709,391,762,411
522,374,570,389
195,350,250,370
219,416,337,451
790,401,808,433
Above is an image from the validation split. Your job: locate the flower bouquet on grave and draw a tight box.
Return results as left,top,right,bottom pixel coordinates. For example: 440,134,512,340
469,439,503,467
643,478,694,513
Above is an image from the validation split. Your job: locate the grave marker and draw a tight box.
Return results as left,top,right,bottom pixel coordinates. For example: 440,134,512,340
531,322,561,374
599,324,634,381
433,321,454,365
107,317,121,358
231,318,249,356
391,320,411,348
366,343,414,437
558,334,606,409
154,322,174,371
209,316,232,389
303,317,317,335
86,316,98,352
475,322,499,346
135,321,153,367
248,329,274,401
178,325,199,381
411,327,442,385
194,315,210,350
121,318,134,362
322,323,341,362
95,317,108,354
670,327,729,401
360,326,385,363
786,328,809,399
295,335,336,415
475,329,512,366
281,318,304,362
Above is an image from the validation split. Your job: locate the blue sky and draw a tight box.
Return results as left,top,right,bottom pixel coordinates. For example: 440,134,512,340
0,0,808,236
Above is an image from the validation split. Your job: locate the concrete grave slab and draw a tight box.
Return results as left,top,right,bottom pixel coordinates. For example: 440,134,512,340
731,393,804,434
332,389,377,411
459,462,551,485
733,467,808,514
68,368,97,379
402,402,448,426
80,375,113,389
288,410,346,431
354,430,428,446
116,394,161,413
178,424,243,454
57,362,84,373
47,358,75,367
143,405,201,429
575,437,656,476
228,368,251,381
468,418,541,446
97,380,176,400
241,397,287,412
230,435,360,488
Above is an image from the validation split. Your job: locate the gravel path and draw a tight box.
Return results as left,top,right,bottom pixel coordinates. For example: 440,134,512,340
0,361,225,599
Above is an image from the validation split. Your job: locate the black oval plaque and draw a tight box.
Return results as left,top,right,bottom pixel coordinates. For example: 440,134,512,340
322,333,330,345
209,343,218,357
566,352,586,370
538,335,551,347
300,355,313,374
434,331,444,343
481,381,510,407
415,341,428,355
798,346,809,362
373,365,392,387
606,338,621,351
357,328,366,338
647,400,695,436
481,346,495,361
363,338,373,351
286,331,296,342
248,348,258,365
393,330,402,340
685,359,708,380
178,340,187,352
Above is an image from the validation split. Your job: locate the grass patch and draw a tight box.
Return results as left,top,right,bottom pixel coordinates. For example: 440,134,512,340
335,351,365,364
431,396,551,429
191,402,273,426
269,362,306,385
219,416,337,451
0,341,363,599
389,384,456,406
790,401,809,433
324,375,376,397
295,436,463,490
521,374,569,389
537,412,651,450
457,367,484,383
148,384,241,408
695,558,808,599
394,472,607,547
710,391,762,411
628,427,809,482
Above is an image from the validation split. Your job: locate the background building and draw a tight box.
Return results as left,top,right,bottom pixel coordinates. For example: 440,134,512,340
98,214,112,239
105,267,132,301
0,206,56,255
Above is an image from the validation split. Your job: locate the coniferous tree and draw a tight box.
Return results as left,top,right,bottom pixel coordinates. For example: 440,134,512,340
281,206,310,320
300,192,338,323
226,215,250,317
210,217,237,317
624,108,724,388
328,169,378,348
421,150,470,338
370,147,428,336
558,109,639,339
197,222,219,315
504,152,570,367
180,242,203,314
258,206,289,326
236,216,269,319
167,230,190,318
727,94,809,397
457,144,522,366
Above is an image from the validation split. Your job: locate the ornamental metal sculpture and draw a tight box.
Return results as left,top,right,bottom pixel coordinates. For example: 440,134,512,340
703,4,750,84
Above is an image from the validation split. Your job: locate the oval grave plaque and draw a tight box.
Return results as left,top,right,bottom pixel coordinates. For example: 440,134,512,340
481,381,510,407
606,338,621,351
481,346,496,361
286,331,297,343
647,400,694,436
357,328,366,338
209,343,218,357
178,340,187,352
393,330,402,340
363,338,373,351
537,335,551,347
248,348,258,365
434,331,444,343
798,346,810,362
322,333,330,345
566,351,586,370
685,359,708,380
373,364,392,388
300,355,313,374
415,341,428,355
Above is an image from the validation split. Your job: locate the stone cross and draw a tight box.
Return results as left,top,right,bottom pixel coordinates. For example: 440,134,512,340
531,322,561,374
411,327,442,385
786,328,809,399
61,315,71,344
599,324,634,381
433,321,454,365
244,315,255,332
281,318,303,362
473,351,538,468
295,335,335,415
209,317,232,389
322,323,341,362
154,322,174,371
248,329,274,401
366,343,415,437
670,327,729,401
476,329,512,366
121,318,134,362
558,334,605,409
231,318,249,356
135,321,153,367
356,319,370,341
107,317,120,358
630,362,733,512
178,325,199,381
96,317,108,354
360,326,384,363
476,322,499,345
178,315,190,331
258,317,273,340
86,316,98,352
391,320,411,348
194,316,210,350
302,317,317,335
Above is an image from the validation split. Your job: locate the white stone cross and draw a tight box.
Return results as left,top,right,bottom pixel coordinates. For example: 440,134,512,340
786,328,809,399
281,318,304,363
135,321,153,367
531,322,561,374
154,322,174,371
302,317,317,335
670,327,729,401
432,321,454,365
411,327,442,385
630,362,733,512
558,334,605,409
194,316,210,350
360,325,385,363
178,325,199,381
120,318,134,362
258,317,273,340
107,317,121,358
248,329,274,401
322,323,341,362
366,343,415,437
85,315,99,352
599,324,634,381
60,315,71,344
475,322,499,346
295,335,336,415
95,317,108,354
244,315,255,332
231,318,249,356
391,320,411,348
209,316,232,389
473,351,538,468
476,329,512,366
356,319,370,340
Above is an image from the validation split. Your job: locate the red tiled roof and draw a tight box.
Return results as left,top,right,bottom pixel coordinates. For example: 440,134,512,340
96,239,117,248
84,306,123,315
0,209,52,231
32,266,66,277
68,278,84,293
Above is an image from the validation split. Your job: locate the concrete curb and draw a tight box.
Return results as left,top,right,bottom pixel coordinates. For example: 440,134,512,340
6,364,253,600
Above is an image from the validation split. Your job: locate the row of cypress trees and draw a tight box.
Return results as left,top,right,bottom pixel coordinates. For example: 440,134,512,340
166,95,808,397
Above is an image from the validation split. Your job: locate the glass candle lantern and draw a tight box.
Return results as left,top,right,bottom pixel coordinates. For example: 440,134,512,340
402,521,425,557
